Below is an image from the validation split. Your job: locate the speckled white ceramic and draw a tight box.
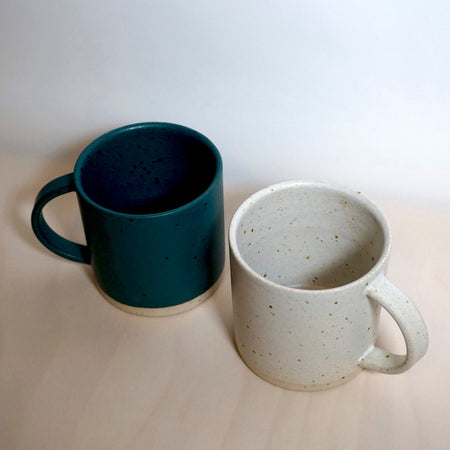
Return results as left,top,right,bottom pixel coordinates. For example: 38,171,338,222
229,181,428,391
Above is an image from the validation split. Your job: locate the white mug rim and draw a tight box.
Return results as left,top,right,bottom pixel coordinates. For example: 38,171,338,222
229,180,392,295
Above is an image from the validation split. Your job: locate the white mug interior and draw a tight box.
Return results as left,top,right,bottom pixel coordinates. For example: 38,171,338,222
234,183,385,290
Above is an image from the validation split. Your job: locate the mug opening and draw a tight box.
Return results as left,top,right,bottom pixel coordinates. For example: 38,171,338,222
230,182,389,291
75,123,221,216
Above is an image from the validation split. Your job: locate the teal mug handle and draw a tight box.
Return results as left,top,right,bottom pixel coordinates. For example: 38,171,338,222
31,173,90,264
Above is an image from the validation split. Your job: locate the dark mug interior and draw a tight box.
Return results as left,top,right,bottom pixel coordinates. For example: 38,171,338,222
75,123,219,215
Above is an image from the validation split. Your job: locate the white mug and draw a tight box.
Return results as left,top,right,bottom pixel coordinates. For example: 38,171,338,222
229,181,428,391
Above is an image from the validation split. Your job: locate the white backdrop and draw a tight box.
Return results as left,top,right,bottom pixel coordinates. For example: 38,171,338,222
1,0,449,204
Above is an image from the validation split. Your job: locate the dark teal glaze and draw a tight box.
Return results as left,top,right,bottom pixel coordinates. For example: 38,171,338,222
31,123,224,309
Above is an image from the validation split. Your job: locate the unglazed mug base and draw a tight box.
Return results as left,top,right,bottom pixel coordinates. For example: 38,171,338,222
96,272,223,317
238,347,363,391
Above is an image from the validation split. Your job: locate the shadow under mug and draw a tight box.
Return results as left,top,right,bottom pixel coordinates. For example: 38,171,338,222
229,181,428,390
31,122,225,316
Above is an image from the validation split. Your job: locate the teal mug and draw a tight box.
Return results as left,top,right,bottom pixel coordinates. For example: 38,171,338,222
31,123,225,316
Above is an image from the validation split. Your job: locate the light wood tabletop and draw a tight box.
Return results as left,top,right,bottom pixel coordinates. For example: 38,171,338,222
1,151,449,450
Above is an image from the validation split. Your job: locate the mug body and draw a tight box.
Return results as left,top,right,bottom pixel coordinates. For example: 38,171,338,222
74,123,224,315
229,181,391,390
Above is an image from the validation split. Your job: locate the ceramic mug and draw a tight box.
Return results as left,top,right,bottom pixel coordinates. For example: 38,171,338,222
229,181,428,391
31,122,225,316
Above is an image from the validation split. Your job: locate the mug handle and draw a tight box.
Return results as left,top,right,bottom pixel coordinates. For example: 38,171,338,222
358,275,428,374
31,173,90,264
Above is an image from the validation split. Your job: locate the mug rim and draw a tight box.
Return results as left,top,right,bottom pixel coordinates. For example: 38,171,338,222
229,180,392,294
73,122,222,218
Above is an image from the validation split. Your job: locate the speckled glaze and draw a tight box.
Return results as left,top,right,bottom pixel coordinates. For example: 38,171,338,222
31,123,225,316
229,181,428,391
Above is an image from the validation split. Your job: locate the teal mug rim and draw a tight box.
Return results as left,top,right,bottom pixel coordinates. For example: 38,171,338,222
73,122,223,219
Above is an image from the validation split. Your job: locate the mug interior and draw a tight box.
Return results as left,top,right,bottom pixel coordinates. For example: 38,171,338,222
233,183,386,290
76,124,219,214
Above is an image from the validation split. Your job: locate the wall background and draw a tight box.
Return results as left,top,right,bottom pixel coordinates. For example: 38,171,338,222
1,0,449,204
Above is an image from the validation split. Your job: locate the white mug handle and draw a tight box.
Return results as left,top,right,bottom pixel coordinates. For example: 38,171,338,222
358,275,428,374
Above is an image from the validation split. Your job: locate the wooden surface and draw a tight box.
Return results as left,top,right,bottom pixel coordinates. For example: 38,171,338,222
1,151,449,450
